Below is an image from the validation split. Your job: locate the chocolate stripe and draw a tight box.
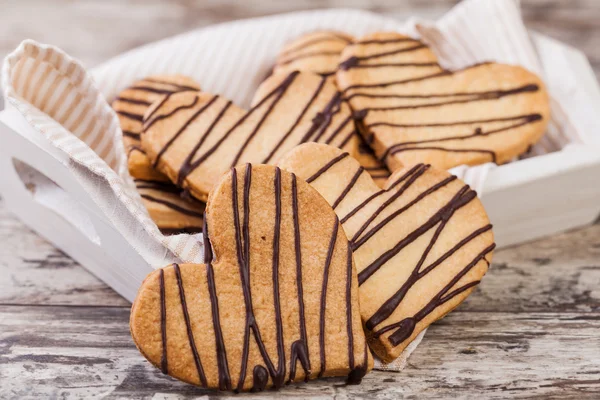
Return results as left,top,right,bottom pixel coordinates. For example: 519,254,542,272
318,218,339,377
203,217,231,390
387,146,498,164
232,164,286,391
116,110,143,122
231,73,299,166
353,175,456,250
332,167,365,210
306,152,349,183
339,44,427,70
159,269,168,374
339,163,425,224
145,94,200,132
365,223,492,332
351,164,430,245
271,167,286,388
357,186,477,285
345,244,355,371
382,115,543,150
173,263,207,387
288,174,311,383
178,101,233,186
384,244,495,346
140,194,204,218
262,75,328,163
122,130,140,139
114,96,152,106
368,114,543,129
356,84,540,112
152,95,217,168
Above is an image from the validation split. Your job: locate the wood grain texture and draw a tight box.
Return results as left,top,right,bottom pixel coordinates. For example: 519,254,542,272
0,0,599,398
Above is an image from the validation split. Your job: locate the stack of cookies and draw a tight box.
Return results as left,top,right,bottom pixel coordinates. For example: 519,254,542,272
118,30,550,392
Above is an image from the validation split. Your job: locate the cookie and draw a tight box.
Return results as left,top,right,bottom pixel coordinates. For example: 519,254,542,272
142,71,378,201
135,179,205,234
273,31,391,186
130,164,372,391
336,32,550,171
274,31,354,77
111,75,201,180
279,143,495,362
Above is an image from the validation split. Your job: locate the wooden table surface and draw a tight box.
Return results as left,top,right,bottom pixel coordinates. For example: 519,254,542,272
1,1,599,399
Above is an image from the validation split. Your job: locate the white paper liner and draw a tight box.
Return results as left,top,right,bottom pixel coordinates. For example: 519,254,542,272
3,0,598,372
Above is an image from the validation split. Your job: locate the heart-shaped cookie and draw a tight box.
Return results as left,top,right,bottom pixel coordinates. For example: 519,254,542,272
135,179,205,234
142,71,380,201
274,30,355,77
113,75,206,232
272,31,391,187
130,164,372,391
112,75,200,181
336,32,550,171
279,143,495,362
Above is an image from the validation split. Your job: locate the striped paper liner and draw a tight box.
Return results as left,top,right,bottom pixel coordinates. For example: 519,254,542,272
3,0,596,372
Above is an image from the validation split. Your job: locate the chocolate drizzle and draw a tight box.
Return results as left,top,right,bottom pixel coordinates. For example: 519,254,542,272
203,217,232,391
143,93,199,131
306,152,349,183
152,95,218,169
232,164,287,391
147,70,375,193
140,194,205,218
116,110,143,122
351,164,430,247
340,37,545,165
159,269,168,374
288,173,311,383
377,243,495,346
357,185,478,285
339,44,427,70
114,96,152,106
136,179,205,219
367,225,493,332
230,73,299,166
332,167,365,209
173,263,207,387
353,84,540,111
261,75,328,164
377,114,542,164
147,164,368,390
318,218,339,377
303,151,496,352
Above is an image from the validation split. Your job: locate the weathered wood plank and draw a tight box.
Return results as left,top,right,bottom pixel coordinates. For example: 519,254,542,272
1,305,599,399
464,224,600,313
0,199,129,307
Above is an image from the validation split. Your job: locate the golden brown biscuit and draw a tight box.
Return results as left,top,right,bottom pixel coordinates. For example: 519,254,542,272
279,143,495,362
135,179,205,234
274,31,354,77
130,164,372,391
142,71,379,202
273,31,391,187
112,75,201,180
336,32,550,171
